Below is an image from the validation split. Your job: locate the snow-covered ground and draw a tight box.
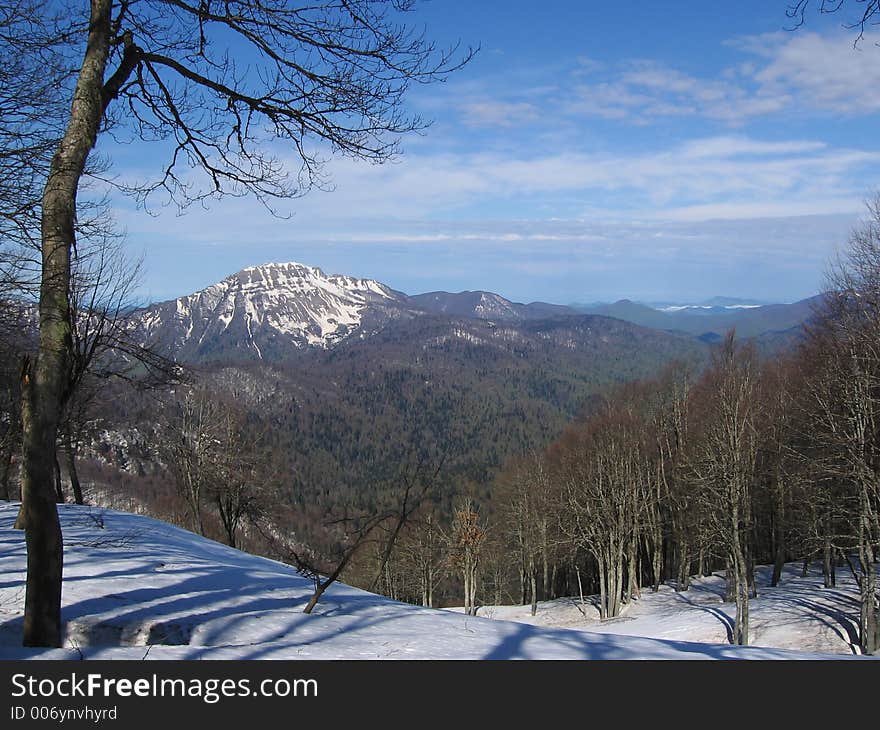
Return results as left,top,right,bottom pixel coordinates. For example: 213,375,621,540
464,562,872,656
0,503,869,660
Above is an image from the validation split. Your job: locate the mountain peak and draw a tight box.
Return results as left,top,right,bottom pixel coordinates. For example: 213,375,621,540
226,261,394,298
134,261,405,362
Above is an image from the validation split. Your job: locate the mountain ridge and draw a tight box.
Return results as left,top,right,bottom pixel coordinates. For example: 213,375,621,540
127,260,819,364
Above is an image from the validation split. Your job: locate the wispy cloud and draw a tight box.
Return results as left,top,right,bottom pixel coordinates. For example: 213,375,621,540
453,30,880,128
279,134,879,222
459,100,539,127
745,31,880,114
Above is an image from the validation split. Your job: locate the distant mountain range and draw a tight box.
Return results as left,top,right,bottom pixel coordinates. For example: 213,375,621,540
571,295,822,343
129,261,819,363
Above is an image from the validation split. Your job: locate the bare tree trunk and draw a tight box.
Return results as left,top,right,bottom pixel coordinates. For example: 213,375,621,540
771,488,785,587
53,452,64,504
626,537,639,603
0,432,14,501
193,502,205,537
746,544,757,599
529,568,537,617
823,538,836,589
540,519,550,601
624,541,633,604
470,561,479,615
597,554,607,620
368,513,408,594
859,515,878,655
64,432,83,506
303,583,326,615
652,531,663,592
18,371,64,645
732,519,749,646
575,563,586,612
303,543,360,615
735,558,750,646
677,543,690,592
19,0,115,647
725,557,736,603
542,552,550,603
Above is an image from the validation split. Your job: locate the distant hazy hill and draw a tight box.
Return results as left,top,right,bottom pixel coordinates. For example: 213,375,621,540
574,295,823,341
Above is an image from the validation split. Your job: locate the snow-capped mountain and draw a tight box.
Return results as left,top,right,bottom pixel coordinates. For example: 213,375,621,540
128,262,589,364
132,262,409,362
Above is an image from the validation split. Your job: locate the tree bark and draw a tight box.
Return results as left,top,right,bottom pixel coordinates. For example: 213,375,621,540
771,487,785,587
575,564,586,613
724,557,736,603
529,568,537,617
64,432,83,506
651,531,663,592
677,543,690,592
540,519,550,601
732,519,750,646
0,429,15,501
859,514,878,655
823,537,836,589
19,0,114,647
53,452,64,504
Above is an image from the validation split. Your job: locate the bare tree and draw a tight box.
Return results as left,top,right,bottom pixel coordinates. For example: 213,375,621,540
56,233,174,508
557,407,647,621
366,452,444,595
795,200,880,654
496,452,555,615
396,508,445,607
786,1,880,43
0,0,67,266
17,0,472,646
209,405,271,549
686,333,760,646
448,500,486,616
162,388,220,537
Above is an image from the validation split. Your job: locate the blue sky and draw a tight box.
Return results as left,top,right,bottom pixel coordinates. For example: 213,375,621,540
108,1,880,305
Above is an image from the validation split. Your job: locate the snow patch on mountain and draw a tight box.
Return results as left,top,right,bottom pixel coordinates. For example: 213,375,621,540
133,262,406,360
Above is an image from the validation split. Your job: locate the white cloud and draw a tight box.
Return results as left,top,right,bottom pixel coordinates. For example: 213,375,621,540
748,31,880,114
454,30,880,129
114,133,878,245
566,60,792,124
459,100,539,127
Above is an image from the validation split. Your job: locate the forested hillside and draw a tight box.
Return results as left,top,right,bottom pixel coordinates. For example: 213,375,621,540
78,307,706,559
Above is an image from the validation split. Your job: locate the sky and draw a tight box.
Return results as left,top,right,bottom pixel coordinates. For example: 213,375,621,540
106,1,880,305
